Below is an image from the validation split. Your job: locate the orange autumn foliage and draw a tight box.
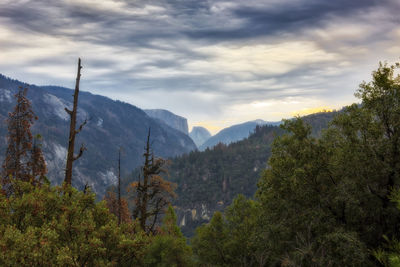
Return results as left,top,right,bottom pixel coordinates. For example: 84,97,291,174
104,191,131,223
128,129,176,234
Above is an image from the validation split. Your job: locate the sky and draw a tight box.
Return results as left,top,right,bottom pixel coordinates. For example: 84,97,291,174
1,0,400,134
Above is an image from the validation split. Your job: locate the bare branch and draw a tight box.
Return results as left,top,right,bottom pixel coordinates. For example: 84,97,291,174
75,119,87,135
73,143,86,161
64,108,73,116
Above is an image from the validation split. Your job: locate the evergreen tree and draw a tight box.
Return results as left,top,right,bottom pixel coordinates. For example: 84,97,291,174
144,205,193,267
192,195,261,266
1,87,46,193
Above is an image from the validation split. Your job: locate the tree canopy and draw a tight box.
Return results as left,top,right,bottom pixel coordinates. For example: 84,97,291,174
192,62,400,266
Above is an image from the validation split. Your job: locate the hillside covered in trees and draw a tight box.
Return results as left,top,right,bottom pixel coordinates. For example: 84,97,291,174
120,111,337,236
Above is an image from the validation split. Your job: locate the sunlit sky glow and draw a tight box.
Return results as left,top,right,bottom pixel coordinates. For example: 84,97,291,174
1,0,400,134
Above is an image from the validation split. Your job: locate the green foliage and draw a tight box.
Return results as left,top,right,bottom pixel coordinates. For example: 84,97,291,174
144,205,193,267
192,195,261,266
374,190,400,267
0,180,147,266
193,212,229,266
255,62,400,266
193,61,400,266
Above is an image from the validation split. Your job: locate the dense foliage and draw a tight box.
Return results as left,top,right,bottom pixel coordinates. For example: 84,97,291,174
0,180,194,266
0,181,146,266
192,62,400,266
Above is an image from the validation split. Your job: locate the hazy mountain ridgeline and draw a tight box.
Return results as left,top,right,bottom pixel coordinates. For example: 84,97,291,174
0,74,196,196
199,119,281,151
189,126,212,147
119,111,337,236
144,109,189,135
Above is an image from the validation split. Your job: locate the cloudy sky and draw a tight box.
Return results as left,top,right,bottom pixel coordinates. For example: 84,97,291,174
1,0,400,133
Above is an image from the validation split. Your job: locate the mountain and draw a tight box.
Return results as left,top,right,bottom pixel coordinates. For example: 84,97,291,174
198,119,281,150
0,74,196,197
119,111,337,236
144,109,189,135
189,126,212,147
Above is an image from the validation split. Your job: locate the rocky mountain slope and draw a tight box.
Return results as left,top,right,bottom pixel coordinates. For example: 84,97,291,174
0,74,196,197
144,109,189,135
189,126,212,147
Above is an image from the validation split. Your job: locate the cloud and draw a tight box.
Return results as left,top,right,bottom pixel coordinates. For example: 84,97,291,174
0,0,399,132
184,0,384,40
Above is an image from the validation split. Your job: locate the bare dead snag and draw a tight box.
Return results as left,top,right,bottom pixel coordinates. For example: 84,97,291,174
118,147,122,225
129,128,177,234
64,58,86,186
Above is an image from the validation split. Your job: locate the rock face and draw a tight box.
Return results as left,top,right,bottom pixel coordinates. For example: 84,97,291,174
189,126,212,147
199,119,281,150
0,74,196,197
144,109,189,135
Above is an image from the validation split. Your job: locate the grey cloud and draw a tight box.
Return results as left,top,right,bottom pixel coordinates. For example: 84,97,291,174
183,0,385,40
2,0,395,50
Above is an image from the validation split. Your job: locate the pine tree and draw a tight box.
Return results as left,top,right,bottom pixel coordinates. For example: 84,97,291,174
1,87,47,192
144,205,193,266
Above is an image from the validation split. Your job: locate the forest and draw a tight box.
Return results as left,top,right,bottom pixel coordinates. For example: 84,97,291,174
1,61,400,266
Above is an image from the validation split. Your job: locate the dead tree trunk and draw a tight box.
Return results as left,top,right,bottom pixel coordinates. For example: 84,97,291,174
118,147,122,225
131,127,176,234
140,128,151,231
64,58,86,186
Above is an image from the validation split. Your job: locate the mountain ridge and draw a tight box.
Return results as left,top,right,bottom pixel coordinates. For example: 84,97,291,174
199,119,281,150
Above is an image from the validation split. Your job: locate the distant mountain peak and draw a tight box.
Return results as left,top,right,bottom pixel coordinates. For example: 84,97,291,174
199,119,282,150
252,119,266,124
189,126,212,147
144,109,189,135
